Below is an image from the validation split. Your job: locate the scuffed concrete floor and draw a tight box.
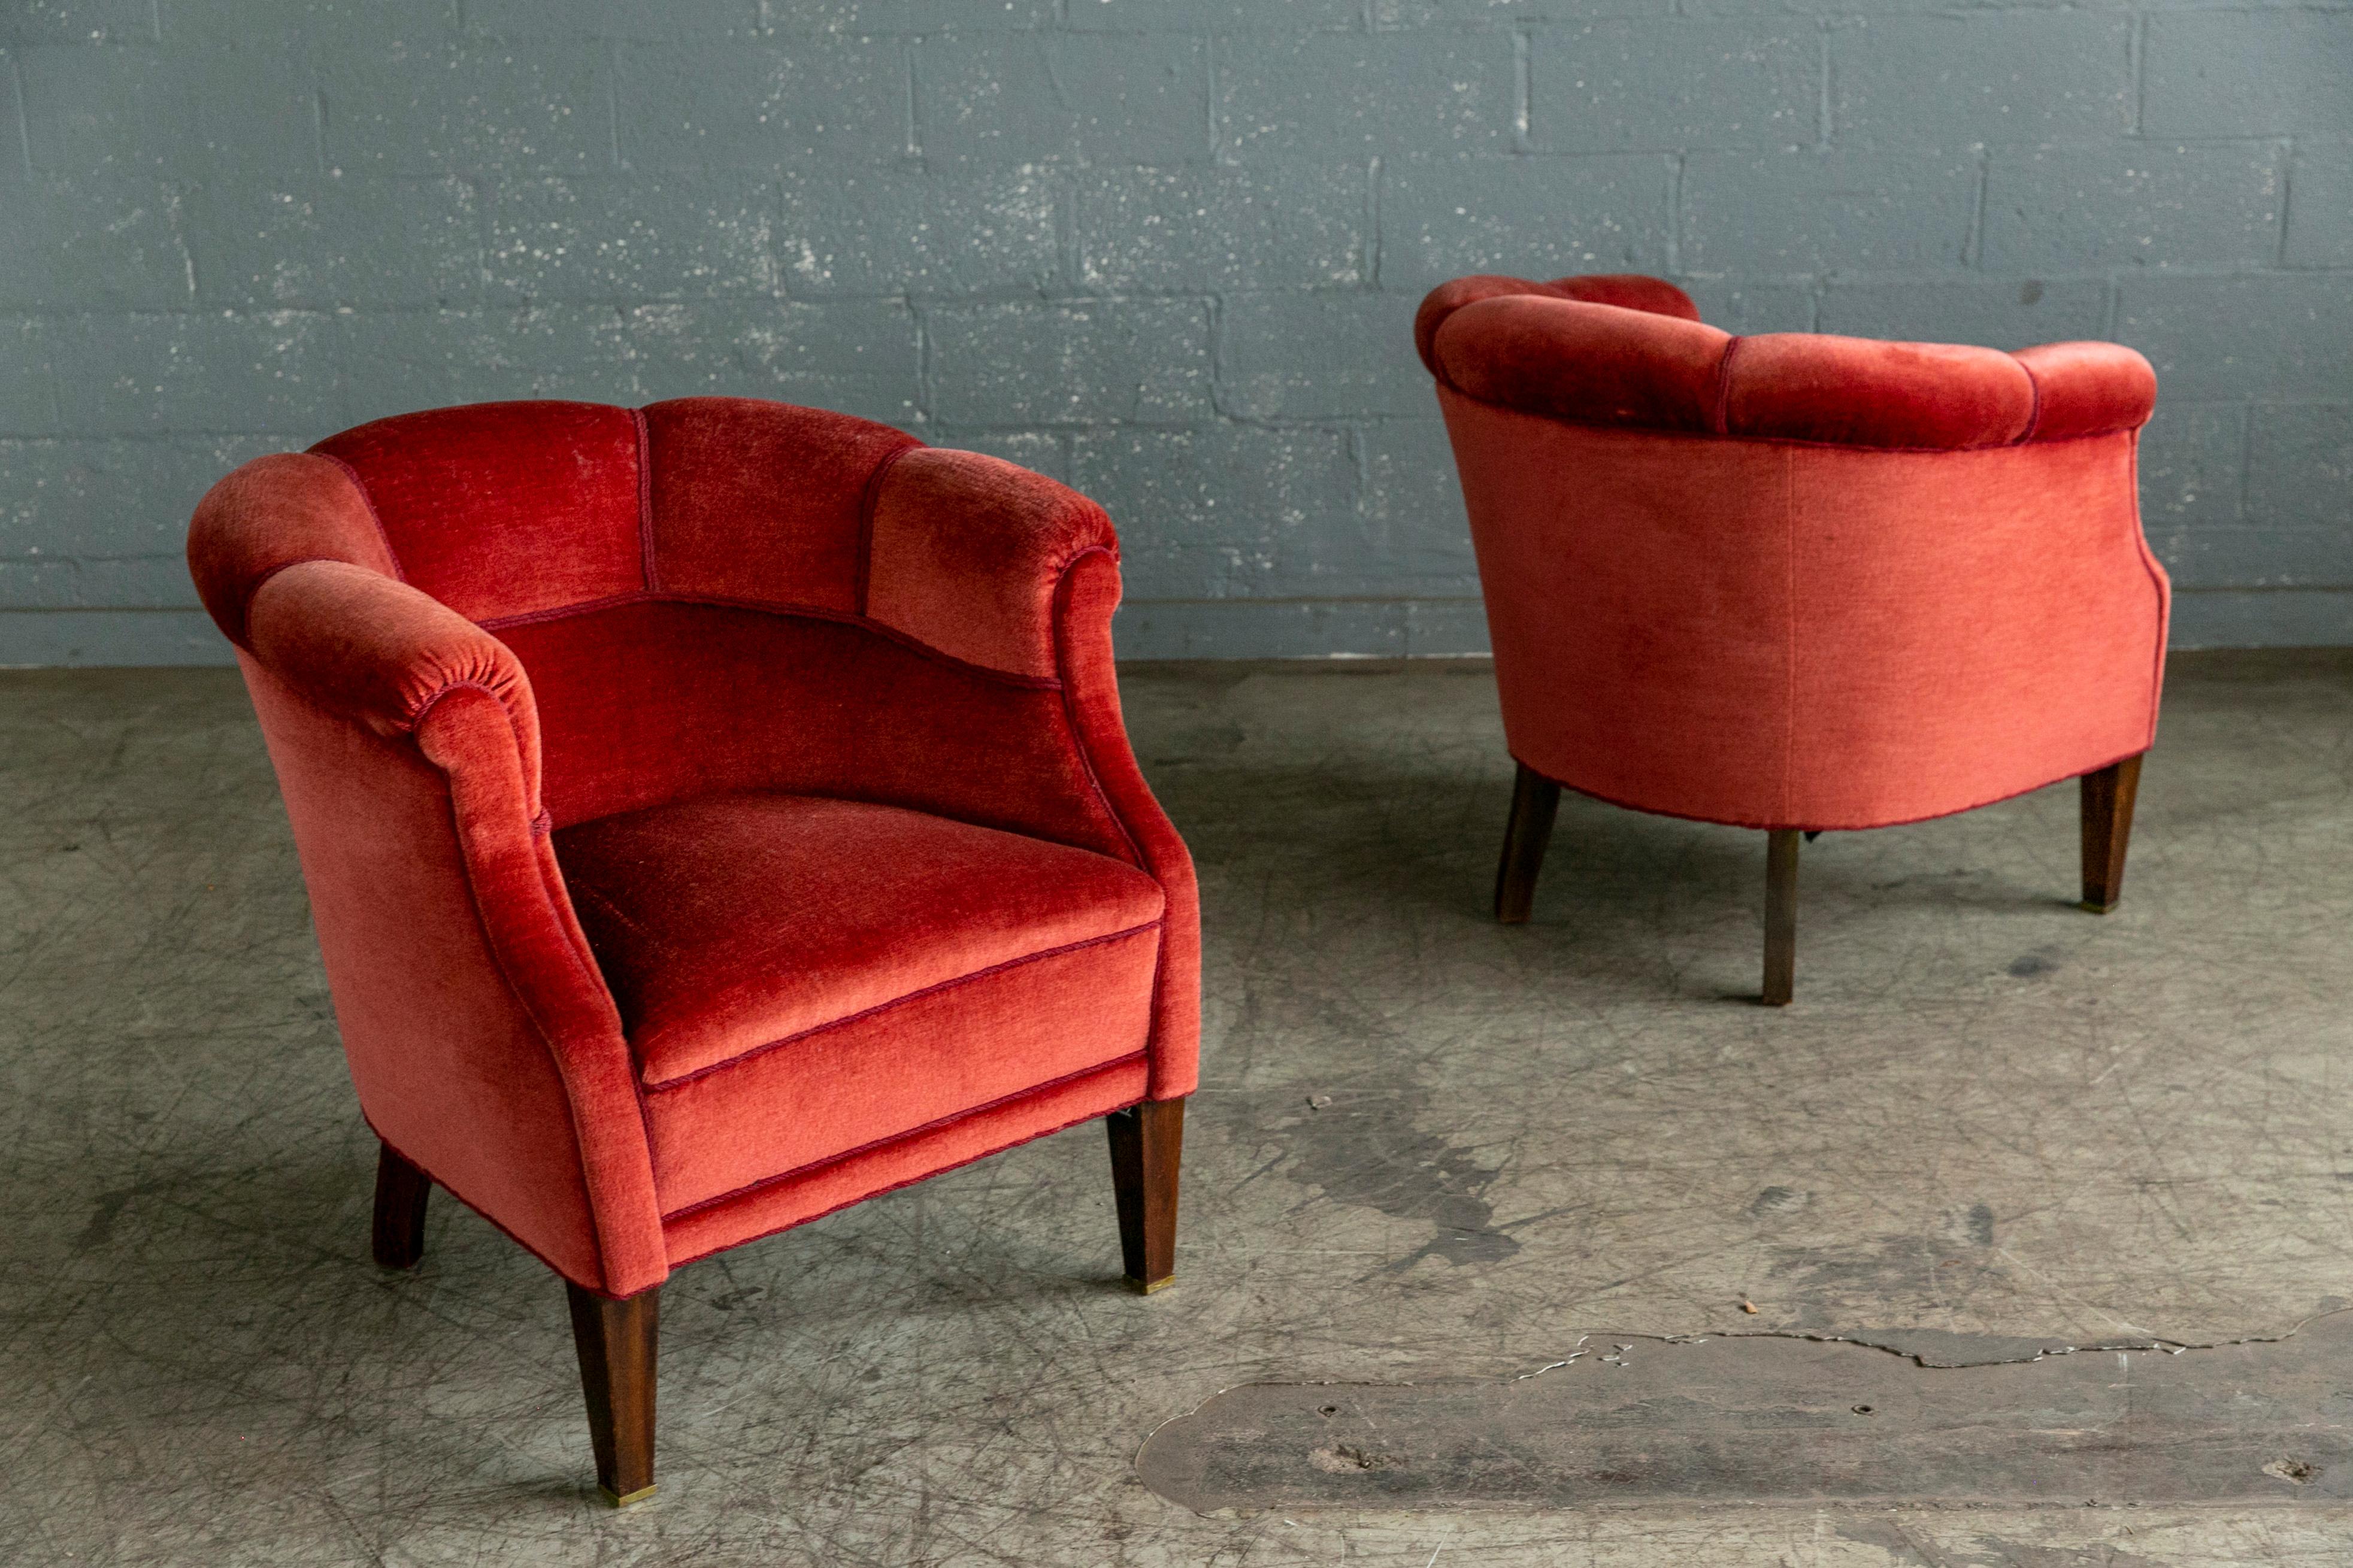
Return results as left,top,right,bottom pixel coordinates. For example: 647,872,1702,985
4,653,2352,1564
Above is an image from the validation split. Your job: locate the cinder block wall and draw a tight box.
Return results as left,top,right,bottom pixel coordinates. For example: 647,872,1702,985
2,0,2346,663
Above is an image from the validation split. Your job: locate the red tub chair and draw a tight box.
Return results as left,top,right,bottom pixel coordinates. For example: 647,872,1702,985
1417,274,2168,1003
187,399,1200,1504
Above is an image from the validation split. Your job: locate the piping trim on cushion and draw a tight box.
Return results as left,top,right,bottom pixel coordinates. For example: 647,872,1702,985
657,1051,1150,1225
476,590,1066,690
639,918,1166,1091
2015,358,2045,444
632,407,658,592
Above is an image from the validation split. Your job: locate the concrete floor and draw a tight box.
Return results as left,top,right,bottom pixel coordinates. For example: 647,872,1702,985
4,654,2352,1564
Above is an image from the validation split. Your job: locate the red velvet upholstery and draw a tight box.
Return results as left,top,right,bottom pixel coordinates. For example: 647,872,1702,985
189,398,1200,1298
1421,275,2168,832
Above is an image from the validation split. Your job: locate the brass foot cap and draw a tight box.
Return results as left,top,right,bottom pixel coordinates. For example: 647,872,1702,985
600,1484,657,1508
1127,1275,1175,1296
2081,899,2115,915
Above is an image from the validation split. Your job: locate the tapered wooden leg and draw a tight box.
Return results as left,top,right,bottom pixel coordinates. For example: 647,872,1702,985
371,1143,432,1270
1763,829,1800,1007
2081,753,2144,913
1494,763,1562,924
567,1282,659,1506
1107,1098,1185,1294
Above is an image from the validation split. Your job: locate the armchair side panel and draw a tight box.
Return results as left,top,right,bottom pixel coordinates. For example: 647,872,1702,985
241,656,613,1287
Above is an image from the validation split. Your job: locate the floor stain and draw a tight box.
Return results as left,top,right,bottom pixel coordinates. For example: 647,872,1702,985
1272,1090,1519,1268
1137,1312,2353,1512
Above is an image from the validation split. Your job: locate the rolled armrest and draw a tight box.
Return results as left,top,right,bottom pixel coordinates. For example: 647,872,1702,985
238,560,664,1294
244,559,541,791
863,447,1118,680
189,450,399,647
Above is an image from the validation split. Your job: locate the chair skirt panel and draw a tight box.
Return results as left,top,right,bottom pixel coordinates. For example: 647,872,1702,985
1440,388,2169,830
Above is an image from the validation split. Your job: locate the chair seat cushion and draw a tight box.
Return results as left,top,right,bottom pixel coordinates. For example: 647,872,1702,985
553,792,1168,1214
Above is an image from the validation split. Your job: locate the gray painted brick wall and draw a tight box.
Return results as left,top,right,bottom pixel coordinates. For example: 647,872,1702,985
1,0,2347,664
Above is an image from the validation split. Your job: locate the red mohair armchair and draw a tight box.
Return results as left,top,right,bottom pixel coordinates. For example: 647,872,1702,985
187,398,1199,1504
1418,274,2169,1002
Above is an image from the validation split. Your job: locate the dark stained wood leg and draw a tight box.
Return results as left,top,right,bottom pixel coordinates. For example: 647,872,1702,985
567,1282,659,1507
371,1143,432,1270
2081,753,2145,913
1106,1098,1185,1294
1494,763,1562,924
1763,829,1800,1007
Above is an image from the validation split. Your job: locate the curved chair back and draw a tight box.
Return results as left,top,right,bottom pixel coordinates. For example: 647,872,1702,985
1419,275,2169,830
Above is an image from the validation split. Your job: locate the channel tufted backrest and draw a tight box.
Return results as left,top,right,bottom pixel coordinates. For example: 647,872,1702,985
1418,277,2157,451
311,402,646,624
640,398,920,612
190,395,1138,847
305,398,925,627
